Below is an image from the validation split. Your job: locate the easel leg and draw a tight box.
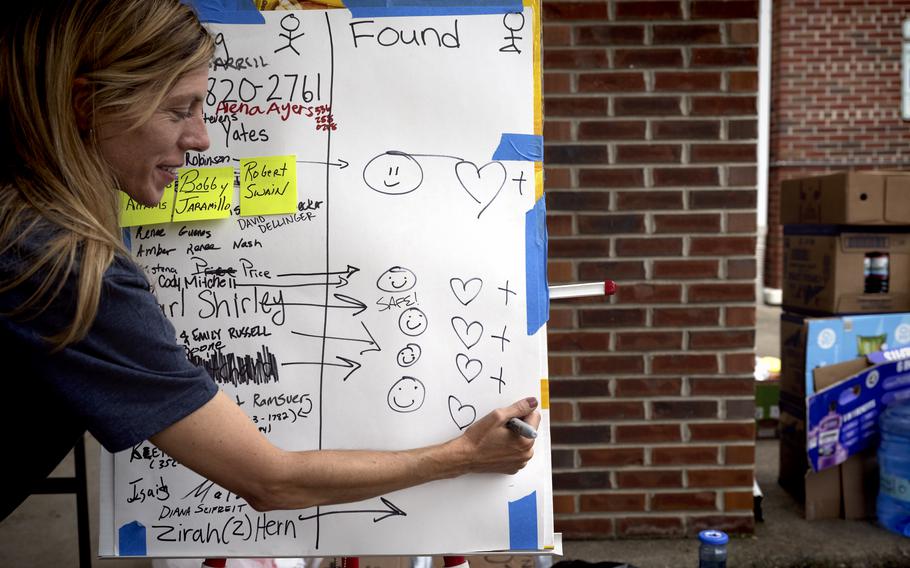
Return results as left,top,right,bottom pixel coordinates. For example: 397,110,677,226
74,436,92,568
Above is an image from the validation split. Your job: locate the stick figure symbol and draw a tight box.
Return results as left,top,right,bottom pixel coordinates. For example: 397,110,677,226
275,14,305,56
499,12,525,54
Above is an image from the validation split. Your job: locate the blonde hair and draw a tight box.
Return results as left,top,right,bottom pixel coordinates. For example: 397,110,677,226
0,0,214,348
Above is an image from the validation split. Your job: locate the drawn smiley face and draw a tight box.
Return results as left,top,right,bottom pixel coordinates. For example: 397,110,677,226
363,151,424,195
377,266,417,293
396,343,422,367
398,307,428,337
387,377,426,413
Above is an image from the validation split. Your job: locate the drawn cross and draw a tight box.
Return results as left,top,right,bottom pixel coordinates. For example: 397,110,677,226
512,170,527,196
498,280,517,306
491,325,510,352
489,367,506,394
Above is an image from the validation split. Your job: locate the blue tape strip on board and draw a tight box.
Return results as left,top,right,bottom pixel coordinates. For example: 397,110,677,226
508,491,538,550
182,0,265,24
345,0,523,18
525,196,548,335
118,521,147,556
492,134,544,162
121,228,132,250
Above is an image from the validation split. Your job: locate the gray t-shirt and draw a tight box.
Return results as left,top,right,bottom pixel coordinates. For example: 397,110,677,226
0,229,217,519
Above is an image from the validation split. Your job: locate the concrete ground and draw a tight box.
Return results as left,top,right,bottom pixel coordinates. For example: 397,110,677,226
3,304,910,567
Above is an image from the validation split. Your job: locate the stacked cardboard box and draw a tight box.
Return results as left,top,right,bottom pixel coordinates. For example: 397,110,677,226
778,171,910,520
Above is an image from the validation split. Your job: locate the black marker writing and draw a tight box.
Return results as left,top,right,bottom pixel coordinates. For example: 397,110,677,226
499,12,524,54
188,345,280,387
350,19,461,49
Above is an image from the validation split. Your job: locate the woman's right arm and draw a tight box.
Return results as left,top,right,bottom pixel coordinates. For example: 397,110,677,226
150,390,540,512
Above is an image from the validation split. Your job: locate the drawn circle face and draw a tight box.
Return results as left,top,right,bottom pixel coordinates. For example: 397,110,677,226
377,266,417,293
363,152,423,195
399,308,428,337
387,377,426,413
397,343,422,367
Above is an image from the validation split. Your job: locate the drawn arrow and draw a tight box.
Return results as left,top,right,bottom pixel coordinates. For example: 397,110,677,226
274,265,360,288
332,293,368,316
399,151,465,161
282,355,362,381
235,277,353,289
297,497,406,523
291,322,381,355
296,158,349,169
232,156,350,170
263,293,367,316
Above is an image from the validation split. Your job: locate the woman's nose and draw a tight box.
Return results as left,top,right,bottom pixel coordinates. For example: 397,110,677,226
182,114,210,153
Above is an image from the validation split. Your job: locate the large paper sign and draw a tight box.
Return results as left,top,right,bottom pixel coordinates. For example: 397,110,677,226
101,6,551,558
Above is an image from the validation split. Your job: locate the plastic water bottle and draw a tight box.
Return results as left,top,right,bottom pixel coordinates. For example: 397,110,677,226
698,529,728,568
878,400,910,536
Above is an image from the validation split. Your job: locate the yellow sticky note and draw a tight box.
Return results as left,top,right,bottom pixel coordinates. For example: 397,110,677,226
239,155,297,216
172,166,234,222
119,188,174,227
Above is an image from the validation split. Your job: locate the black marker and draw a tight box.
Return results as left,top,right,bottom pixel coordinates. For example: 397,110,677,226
506,417,537,439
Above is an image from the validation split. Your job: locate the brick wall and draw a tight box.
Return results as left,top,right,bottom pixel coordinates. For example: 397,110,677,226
542,0,759,538
764,0,910,290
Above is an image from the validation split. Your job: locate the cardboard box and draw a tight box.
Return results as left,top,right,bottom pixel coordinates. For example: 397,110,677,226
807,352,910,471
779,311,910,400
780,171,910,225
779,412,878,521
783,226,910,314
778,346,910,520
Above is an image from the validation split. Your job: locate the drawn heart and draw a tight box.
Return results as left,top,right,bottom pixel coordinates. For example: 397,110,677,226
450,277,483,306
451,317,483,350
448,395,476,431
455,353,483,383
455,161,507,218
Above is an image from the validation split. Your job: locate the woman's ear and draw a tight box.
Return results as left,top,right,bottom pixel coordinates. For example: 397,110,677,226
72,77,92,133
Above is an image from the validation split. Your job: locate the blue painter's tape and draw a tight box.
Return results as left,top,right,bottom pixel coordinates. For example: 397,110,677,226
525,197,548,335
345,0,523,18
121,228,132,250
118,521,147,556
182,0,265,24
508,491,538,550
492,134,543,162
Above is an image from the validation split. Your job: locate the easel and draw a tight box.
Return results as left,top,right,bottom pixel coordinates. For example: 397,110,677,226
199,0,562,564
32,435,92,568
199,281,613,568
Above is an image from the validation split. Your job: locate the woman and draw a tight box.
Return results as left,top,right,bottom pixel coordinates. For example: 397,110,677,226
0,0,538,521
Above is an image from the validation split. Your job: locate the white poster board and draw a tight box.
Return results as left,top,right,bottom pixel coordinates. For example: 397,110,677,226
101,5,551,558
